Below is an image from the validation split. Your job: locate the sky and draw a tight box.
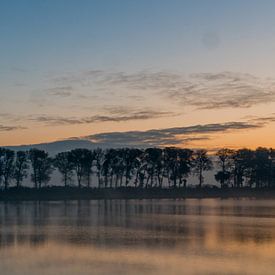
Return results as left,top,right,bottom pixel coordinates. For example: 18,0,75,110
1,0,275,149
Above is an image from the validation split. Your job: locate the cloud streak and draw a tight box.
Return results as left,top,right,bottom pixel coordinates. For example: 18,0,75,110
30,109,174,126
170,72,275,109
246,113,275,124
51,70,275,110
0,125,26,132
84,121,262,147
47,86,73,97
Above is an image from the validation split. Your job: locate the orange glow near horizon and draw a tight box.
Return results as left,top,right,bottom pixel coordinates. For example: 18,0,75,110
1,118,275,150
1,69,275,149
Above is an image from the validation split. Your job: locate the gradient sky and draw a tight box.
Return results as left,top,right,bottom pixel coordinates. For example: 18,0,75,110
1,0,275,149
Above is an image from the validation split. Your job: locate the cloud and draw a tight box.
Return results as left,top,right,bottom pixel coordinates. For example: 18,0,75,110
0,115,27,131
54,70,181,91
0,113,16,120
0,107,176,127
52,70,275,110
47,86,73,97
31,116,82,126
30,108,174,126
84,121,262,147
0,125,26,132
172,72,275,109
0,113,27,124
246,113,275,124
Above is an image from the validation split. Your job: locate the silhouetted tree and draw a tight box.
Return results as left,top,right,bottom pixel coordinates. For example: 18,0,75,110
29,149,53,188
253,147,272,188
1,149,15,190
111,149,126,188
215,149,234,188
54,152,74,187
144,148,162,188
83,150,95,187
123,148,142,187
155,149,165,188
232,149,254,188
134,151,146,188
94,148,104,188
69,149,91,188
13,151,29,188
102,149,118,188
215,171,231,188
0,148,5,187
1,145,275,194
130,148,143,187
163,147,178,188
107,149,120,188
193,149,213,188
269,148,275,187
177,149,194,188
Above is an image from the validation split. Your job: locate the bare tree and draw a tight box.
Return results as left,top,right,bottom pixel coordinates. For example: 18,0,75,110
0,148,5,187
94,148,104,188
83,150,95,188
29,149,53,188
13,151,29,188
215,148,234,188
1,149,15,190
69,149,91,188
193,149,213,188
54,152,74,187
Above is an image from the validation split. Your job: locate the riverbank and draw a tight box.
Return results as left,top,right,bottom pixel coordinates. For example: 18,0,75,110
1,186,275,201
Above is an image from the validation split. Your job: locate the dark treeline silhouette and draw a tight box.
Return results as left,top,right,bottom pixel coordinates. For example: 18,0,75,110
0,147,275,199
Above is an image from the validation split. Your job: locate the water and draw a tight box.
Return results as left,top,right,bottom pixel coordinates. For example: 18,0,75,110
1,199,275,275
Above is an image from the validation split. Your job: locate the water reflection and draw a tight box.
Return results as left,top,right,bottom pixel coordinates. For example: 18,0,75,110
1,199,275,274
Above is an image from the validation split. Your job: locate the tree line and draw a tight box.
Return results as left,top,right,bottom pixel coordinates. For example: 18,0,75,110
0,147,275,190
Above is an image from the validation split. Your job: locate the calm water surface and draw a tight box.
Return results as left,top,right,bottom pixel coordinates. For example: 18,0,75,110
1,199,275,275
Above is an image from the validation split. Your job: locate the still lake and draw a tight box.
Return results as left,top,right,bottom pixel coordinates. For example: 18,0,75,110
1,199,275,275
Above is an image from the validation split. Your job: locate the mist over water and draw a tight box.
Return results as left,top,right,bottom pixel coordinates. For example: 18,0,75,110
1,199,275,275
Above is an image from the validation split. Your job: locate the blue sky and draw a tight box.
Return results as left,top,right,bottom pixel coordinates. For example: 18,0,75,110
1,0,275,147
1,0,275,74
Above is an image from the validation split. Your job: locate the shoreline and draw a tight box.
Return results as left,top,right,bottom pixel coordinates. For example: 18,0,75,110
1,187,275,201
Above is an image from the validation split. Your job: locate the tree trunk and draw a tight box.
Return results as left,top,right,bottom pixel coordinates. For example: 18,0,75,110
78,175,81,188
115,175,119,188
199,169,203,188
97,174,101,188
87,173,91,188
119,175,123,187
145,176,150,188
104,176,108,188
173,175,177,189
4,179,8,190
64,174,67,187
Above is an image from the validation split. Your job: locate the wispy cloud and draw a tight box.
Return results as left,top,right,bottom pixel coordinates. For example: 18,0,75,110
51,70,275,110
30,108,175,126
246,113,275,124
169,72,275,109
84,121,262,147
0,125,26,132
0,113,26,124
47,86,73,97
0,106,176,127
53,70,181,91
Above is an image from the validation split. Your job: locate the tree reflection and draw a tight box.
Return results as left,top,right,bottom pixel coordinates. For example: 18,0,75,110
0,200,275,250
